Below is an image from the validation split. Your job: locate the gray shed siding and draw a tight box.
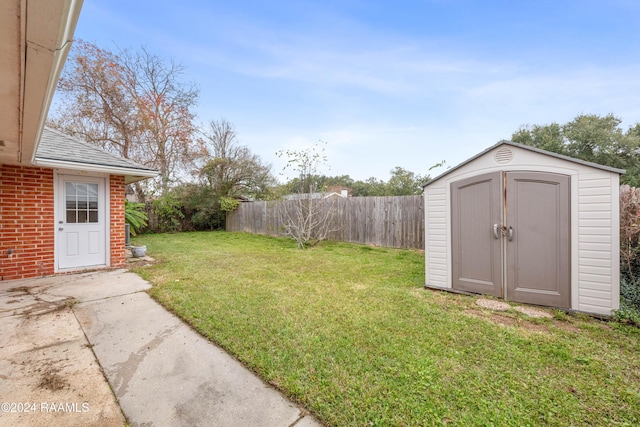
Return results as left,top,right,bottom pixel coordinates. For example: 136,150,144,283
424,143,621,316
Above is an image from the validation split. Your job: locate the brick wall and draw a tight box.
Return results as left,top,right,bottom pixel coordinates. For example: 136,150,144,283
110,175,126,268
0,167,129,280
0,165,55,280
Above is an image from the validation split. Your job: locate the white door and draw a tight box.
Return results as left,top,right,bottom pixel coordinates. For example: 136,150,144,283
57,176,106,269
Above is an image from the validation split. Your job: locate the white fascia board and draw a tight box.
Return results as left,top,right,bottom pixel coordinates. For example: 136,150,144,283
28,0,84,164
33,157,159,178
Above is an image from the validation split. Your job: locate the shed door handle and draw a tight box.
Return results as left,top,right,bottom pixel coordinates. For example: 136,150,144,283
493,224,500,239
508,226,514,241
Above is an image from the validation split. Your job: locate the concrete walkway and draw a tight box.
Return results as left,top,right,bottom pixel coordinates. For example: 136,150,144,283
0,269,321,427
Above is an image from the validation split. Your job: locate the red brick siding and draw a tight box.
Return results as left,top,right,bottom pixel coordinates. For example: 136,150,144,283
0,165,55,280
110,175,126,268
0,167,129,280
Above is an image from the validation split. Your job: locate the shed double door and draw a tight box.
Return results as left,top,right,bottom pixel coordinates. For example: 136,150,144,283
451,171,570,308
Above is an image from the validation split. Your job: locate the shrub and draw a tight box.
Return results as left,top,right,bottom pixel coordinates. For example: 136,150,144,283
616,277,640,324
151,192,185,232
178,184,224,231
618,186,640,324
220,196,240,212
125,199,148,236
621,277,640,310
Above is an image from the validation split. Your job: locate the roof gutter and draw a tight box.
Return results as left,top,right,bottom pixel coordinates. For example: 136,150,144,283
33,157,159,183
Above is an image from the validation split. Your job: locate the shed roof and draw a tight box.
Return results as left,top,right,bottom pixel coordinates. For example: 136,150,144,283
424,140,626,188
34,128,158,183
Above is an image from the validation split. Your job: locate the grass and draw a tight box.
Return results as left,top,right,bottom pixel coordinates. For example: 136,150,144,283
132,231,640,427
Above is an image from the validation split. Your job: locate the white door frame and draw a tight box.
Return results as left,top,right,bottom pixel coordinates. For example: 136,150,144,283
54,172,111,271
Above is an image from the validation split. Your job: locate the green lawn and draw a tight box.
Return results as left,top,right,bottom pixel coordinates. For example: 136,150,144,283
132,231,640,427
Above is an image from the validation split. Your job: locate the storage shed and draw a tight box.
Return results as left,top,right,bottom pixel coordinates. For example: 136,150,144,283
423,140,624,316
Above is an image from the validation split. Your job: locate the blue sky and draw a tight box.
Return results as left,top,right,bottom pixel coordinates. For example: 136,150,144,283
63,0,640,181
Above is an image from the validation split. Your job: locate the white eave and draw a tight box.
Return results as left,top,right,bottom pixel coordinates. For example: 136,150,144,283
33,157,159,184
0,0,84,166
27,0,85,164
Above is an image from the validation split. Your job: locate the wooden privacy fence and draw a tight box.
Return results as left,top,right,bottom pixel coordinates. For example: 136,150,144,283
226,195,424,249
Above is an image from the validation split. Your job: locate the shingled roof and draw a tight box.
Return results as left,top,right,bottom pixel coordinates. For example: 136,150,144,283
35,128,157,183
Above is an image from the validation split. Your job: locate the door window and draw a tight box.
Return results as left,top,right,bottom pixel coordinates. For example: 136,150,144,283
65,182,99,223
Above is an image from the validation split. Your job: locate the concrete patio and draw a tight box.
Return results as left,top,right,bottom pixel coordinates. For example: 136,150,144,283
0,269,321,427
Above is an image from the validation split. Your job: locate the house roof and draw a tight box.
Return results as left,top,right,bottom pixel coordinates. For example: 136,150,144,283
34,127,158,184
424,140,626,188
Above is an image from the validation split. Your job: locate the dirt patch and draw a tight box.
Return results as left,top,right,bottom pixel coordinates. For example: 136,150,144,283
464,309,551,332
489,313,518,327
7,286,31,293
126,254,156,268
518,321,549,333
513,305,553,319
37,367,70,391
464,309,485,319
552,320,582,333
21,301,70,317
476,298,511,311
3,283,78,317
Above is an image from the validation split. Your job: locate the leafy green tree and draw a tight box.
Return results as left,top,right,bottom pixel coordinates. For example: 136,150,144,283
151,191,185,232
387,167,427,196
199,119,276,200
512,114,640,186
177,184,223,230
350,177,387,196
511,122,564,153
278,167,429,197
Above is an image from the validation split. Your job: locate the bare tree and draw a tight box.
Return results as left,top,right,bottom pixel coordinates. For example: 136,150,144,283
199,119,276,200
51,41,140,158
122,47,199,194
49,40,200,199
277,141,339,248
279,196,338,248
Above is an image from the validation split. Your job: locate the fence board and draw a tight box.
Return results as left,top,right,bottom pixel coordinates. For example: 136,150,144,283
226,195,424,249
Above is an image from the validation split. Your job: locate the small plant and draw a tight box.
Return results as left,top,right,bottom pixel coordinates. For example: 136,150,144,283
220,196,240,212
614,305,640,325
621,277,640,310
615,277,640,325
125,199,148,236
552,309,570,321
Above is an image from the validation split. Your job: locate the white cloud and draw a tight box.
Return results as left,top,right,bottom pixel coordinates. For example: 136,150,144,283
73,1,640,182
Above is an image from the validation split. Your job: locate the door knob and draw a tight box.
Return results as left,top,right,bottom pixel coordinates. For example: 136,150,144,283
58,227,64,231
493,224,500,239
508,226,514,241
